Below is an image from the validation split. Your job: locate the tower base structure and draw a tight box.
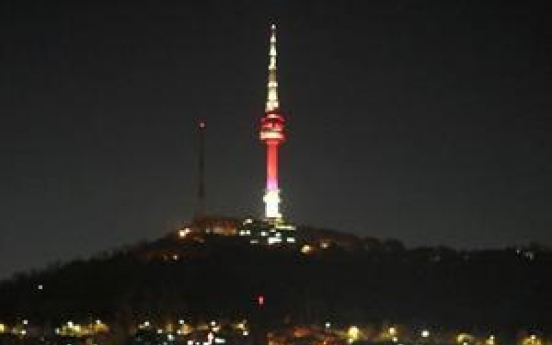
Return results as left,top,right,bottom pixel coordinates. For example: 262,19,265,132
263,188,282,221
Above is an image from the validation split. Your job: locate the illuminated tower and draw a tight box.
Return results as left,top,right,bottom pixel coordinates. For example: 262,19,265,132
260,24,286,222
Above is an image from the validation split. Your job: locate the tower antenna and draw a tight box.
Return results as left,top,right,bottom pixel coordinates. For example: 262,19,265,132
196,119,206,220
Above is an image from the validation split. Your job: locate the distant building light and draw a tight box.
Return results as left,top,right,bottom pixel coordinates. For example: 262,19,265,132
208,331,215,345
244,218,253,224
242,330,249,336
157,329,163,334
301,245,314,254
179,319,185,325
347,326,360,343
421,330,430,338
22,319,29,325
325,322,331,329
260,231,268,237
286,237,296,243
178,228,191,238
37,284,43,290
268,237,282,245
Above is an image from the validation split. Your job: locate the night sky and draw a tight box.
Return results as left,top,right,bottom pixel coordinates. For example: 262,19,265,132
1,1,550,278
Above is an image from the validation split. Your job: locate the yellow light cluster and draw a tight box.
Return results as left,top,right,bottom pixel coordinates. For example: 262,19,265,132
485,335,496,345
347,326,360,343
301,245,314,255
178,228,191,238
456,333,475,345
56,320,109,337
522,335,543,345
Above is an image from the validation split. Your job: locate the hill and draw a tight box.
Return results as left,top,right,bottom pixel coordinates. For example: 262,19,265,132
1,224,551,338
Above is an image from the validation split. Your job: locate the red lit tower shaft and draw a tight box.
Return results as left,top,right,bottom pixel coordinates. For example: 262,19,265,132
266,141,279,190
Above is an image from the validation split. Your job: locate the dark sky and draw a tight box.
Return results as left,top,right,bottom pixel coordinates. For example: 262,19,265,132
1,1,550,278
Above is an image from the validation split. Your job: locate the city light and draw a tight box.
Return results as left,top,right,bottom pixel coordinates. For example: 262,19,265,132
485,335,496,345
257,295,265,306
456,333,475,345
522,334,543,345
301,245,314,254
0,317,548,345
178,228,191,238
347,326,360,343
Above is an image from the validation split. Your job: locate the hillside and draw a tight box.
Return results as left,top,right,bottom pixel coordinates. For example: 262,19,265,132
1,225,551,337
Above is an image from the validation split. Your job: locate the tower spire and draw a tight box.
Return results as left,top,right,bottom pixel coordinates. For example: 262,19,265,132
266,24,279,113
